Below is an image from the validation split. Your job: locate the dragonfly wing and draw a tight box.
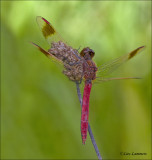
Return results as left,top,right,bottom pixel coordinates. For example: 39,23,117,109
36,16,81,62
31,42,63,64
97,46,145,78
94,77,141,84
33,17,84,82
36,16,65,46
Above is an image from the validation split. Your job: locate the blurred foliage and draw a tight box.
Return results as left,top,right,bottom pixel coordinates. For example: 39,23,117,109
1,1,151,159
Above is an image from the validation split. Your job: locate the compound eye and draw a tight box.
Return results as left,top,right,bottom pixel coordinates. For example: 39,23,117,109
80,50,85,57
89,51,95,58
80,47,95,58
80,48,87,57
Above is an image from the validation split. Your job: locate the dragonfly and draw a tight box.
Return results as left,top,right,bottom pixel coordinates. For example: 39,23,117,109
32,16,145,144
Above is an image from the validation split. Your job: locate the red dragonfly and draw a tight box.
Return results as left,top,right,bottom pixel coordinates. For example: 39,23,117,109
32,16,145,144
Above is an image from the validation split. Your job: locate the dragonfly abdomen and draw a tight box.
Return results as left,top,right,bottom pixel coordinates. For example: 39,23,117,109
81,81,92,144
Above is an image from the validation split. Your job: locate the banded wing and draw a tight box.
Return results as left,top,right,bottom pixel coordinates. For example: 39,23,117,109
31,42,63,64
96,46,145,82
32,16,65,64
33,16,81,64
36,16,65,45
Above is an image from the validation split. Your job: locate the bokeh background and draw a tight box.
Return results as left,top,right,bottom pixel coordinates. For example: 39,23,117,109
1,1,151,160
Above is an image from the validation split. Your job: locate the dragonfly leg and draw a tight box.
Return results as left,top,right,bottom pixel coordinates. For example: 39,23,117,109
72,46,82,60
75,78,83,85
79,78,83,84
77,46,81,52
69,61,81,66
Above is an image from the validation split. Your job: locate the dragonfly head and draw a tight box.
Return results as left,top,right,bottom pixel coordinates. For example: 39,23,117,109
80,47,95,60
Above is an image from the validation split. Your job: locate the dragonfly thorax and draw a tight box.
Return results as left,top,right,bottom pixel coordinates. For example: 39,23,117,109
80,47,95,60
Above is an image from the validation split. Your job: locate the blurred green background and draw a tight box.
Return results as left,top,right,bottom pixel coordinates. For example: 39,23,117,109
1,1,151,160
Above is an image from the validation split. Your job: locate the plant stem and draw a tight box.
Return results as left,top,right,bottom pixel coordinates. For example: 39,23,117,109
76,82,102,160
